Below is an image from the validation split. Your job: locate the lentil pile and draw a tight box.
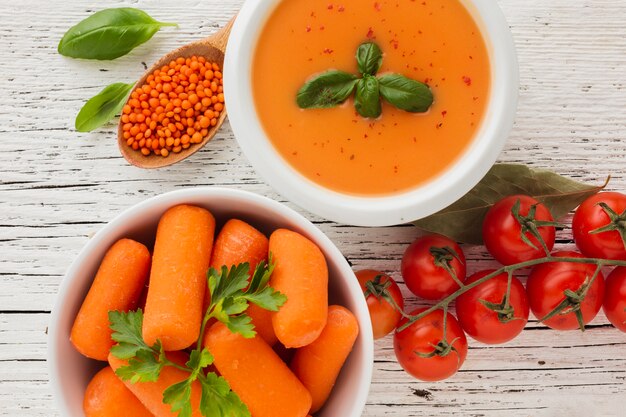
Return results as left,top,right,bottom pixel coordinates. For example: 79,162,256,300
121,56,224,157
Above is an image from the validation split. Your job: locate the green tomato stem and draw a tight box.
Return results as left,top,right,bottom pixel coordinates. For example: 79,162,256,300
397,256,626,332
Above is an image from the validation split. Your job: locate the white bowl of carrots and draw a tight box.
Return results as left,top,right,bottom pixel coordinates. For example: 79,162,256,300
48,187,373,417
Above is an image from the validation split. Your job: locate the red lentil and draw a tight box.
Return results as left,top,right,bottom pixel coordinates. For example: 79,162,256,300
122,56,225,157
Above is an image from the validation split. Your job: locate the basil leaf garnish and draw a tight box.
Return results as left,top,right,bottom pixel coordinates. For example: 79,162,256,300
354,76,382,118
356,42,383,76
296,71,359,108
296,42,434,117
75,82,133,132
58,8,177,60
378,73,433,113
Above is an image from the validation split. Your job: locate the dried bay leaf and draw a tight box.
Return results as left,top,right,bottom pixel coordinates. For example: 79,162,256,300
413,164,608,244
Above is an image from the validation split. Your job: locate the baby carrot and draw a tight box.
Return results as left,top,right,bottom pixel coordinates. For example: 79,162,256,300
71,238,151,361
269,229,328,348
203,322,312,417
208,218,276,345
143,205,215,351
210,219,269,274
108,351,202,417
290,305,359,413
83,366,153,417
247,305,277,346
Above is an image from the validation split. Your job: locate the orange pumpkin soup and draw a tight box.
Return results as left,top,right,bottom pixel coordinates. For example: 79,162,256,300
252,0,490,196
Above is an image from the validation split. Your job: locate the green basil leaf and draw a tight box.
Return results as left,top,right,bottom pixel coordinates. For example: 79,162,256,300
75,82,133,132
356,42,383,75
297,71,358,108
58,8,177,60
378,73,433,113
413,164,608,244
354,76,381,118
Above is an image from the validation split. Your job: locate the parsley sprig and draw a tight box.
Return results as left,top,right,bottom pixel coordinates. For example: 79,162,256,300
108,259,286,417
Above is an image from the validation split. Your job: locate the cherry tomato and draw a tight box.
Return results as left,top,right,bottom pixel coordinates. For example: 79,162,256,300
356,270,404,339
393,308,467,381
455,270,529,344
526,251,605,330
401,234,466,300
572,192,626,260
482,195,556,266
603,267,626,332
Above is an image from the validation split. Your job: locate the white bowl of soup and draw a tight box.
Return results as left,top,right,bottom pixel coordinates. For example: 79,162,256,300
225,0,518,226
48,188,373,417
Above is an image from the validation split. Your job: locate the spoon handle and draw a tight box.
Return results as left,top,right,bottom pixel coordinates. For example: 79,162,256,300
206,15,237,52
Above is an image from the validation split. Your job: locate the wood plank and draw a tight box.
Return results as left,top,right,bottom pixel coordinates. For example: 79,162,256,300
0,0,625,415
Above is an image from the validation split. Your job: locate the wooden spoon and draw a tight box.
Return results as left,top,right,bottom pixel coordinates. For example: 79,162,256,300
118,17,235,169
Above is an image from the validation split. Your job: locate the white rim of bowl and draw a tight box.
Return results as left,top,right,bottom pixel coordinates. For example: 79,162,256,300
47,187,374,417
224,0,519,226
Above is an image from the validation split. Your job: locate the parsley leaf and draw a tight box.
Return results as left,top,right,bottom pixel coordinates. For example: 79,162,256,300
199,373,251,417
163,380,193,417
206,258,286,339
109,259,285,417
186,348,214,377
118,348,166,383
223,314,255,338
109,309,152,359
109,310,166,383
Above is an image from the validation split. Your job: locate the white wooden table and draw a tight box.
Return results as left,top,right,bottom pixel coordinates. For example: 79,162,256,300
1,0,625,416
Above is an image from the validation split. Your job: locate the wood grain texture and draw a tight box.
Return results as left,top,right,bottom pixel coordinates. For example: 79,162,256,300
0,0,625,416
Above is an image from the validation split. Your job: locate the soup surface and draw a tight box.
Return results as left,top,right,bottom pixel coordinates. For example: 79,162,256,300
253,0,490,196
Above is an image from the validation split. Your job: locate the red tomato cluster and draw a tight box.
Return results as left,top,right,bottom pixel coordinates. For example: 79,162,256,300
356,191,626,382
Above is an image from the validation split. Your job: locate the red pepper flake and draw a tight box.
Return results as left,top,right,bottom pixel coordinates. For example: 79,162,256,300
390,39,399,49
350,154,355,160
320,25,325,30
469,55,474,60
374,2,382,11
323,48,334,54
462,76,472,86
366,27,376,39
473,96,479,101
441,110,447,117
338,5,345,11
305,25,311,32
424,77,431,84
436,123,443,129
327,4,334,9
364,133,368,138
